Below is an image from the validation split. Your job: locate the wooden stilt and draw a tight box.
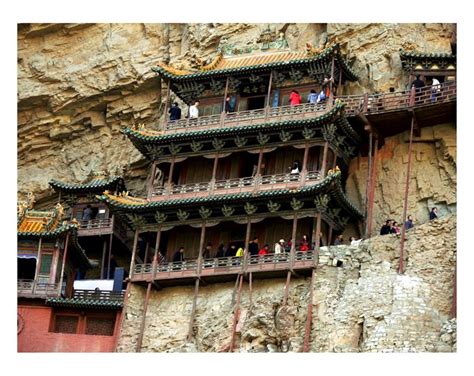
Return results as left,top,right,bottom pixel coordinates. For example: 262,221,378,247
399,117,415,274
113,280,132,352
107,233,113,279
33,237,43,294
167,158,175,193
321,141,329,177
58,234,70,297
256,148,264,177
163,78,171,128
367,137,379,238
229,274,244,352
248,272,253,305
301,142,310,184
231,274,240,306
265,71,273,120
290,213,298,269
313,213,322,255
187,278,200,341
365,132,373,237
129,230,139,278
197,222,207,274
328,226,333,246
244,218,252,271
152,227,162,280
303,268,316,352
283,270,292,306
329,55,335,106
136,282,152,352
144,239,150,265
451,266,457,318
147,161,157,200
100,238,107,279
210,153,219,192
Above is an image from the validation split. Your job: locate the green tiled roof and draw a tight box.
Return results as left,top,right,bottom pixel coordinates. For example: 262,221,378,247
49,176,125,194
153,44,358,82
17,222,76,239
399,50,456,60
46,297,123,309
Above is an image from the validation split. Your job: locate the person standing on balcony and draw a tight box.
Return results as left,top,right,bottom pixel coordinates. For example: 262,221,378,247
299,234,310,252
202,243,212,259
249,237,259,257
173,247,185,262
169,102,181,121
411,74,425,89
307,89,318,104
334,235,344,245
290,160,301,174
235,247,244,257
258,244,269,256
225,96,235,113
431,78,441,102
322,76,333,99
226,244,237,257
274,239,285,254
216,244,225,258
289,90,302,106
83,205,93,221
189,100,200,119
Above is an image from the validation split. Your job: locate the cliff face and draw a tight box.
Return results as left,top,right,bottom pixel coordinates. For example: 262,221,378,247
18,23,455,209
116,215,456,352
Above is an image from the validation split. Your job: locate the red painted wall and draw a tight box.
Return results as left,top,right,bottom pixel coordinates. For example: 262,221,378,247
18,305,120,352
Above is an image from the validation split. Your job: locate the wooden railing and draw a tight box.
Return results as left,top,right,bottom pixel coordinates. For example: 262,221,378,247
164,102,329,134
161,82,456,134
17,279,60,297
76,218,113,230
73,289,124,301
133,251,316,280
152,170,321,199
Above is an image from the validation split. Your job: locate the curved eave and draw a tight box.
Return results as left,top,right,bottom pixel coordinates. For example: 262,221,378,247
153,44,358,82
98,172,361,220
399,51,456,60
17,224,73,239
45,297,123,310
49,176,126,194
123,103,346,148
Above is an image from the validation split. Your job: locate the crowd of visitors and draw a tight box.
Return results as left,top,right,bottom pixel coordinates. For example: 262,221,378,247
379,208,439,236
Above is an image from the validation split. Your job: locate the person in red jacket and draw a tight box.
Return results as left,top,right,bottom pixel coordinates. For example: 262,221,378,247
289,90,302,106
299,234,310,252
258,244,269,256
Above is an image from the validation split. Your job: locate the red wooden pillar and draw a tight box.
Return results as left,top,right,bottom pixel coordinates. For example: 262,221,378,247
220,76,230,126
210,153,219,192
100,238,107,279
152,226,162,280
107,233,113,279
244,218,252,272
398,117,415,274
329,54,335,106
290,213,298,269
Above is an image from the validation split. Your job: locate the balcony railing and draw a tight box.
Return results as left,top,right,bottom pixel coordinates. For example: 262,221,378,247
151,170,321,199
17,279,60,298
73,289,124,301
164,102,329,134
132,251,316,281
76,218,113,229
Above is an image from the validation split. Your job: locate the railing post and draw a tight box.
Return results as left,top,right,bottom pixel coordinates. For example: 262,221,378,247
152,226,162,280
197,222,206,276
320,141,329,177
129,230,140,278
166,157,175,195
301,142,310,186
363,93,369,113
290,213,298,270
409,86,416,107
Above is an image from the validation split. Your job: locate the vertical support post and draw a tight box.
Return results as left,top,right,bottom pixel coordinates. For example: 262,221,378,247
328,226,333,246
197,222,206,275
451,266,457,318
100,238,107,279
229,274,244,352
136,282,152,352
363,93,369,112
256,148,264,177
167,157,175,194
409,85,416,106
303,268,316,352
301,142,310,184
364,131,373,237
221,76,230,126
398,117,415,274
367,137,379,238
187,278,200,341
144,239,150,264
152,227,162,280
290,213,298,269
321,141,329,177
312,213,322,254
58,234,70,297
163,78,171,129
50,244,60,284
33,237,43,293
147,161,157,200
244,218,252,272
107,233,113,279
248,272,253,306
283,271,292,306
210,153,219,192
129,230,140,278
337,67,343,96
265,71,273,120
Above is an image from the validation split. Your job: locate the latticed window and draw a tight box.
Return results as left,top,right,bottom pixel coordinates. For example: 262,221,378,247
53,315,79,334
85,317,115,336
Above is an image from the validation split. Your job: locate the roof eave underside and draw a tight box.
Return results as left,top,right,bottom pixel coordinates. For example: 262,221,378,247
49,176,125,194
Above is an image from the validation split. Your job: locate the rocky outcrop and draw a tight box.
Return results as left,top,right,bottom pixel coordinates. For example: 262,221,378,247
117,215,456,352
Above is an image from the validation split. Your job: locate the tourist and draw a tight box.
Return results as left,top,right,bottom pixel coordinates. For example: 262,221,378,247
380,220,392,235
202,243,212,259
225,96,234,113
316,89,326,103
290,160,301,174
429,207,438,220
391,221,401,235
431,78,441,103
249,237,259,257
258,244,269,256
350,237,361,246
189,100,200,119
285,239,292,253
83,205,93,221
322,76,333,98
334,235,344,245
215,244,225,258
289,90,302,106
405,215,414,230
274,239,285,254
173,247,185,262
411,74,425,90
307,89,318,104
225,244,236,257
299,234,310,252
236,247,244,257
169,102,181,121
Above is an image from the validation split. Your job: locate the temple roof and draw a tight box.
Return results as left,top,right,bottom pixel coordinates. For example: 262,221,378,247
49,175,125,194
45,297,123,309
153,44,358,82
400,50,456,72
97,171,363,231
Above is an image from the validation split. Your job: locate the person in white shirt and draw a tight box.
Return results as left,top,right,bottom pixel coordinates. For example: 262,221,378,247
189,100,200,119
431,78,441,103
274,239,285,254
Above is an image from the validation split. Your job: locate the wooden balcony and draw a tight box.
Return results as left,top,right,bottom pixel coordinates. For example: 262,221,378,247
151,170,321,201
17,279,61,299
164,102,329,134
72,289,124,302
131,251,316,287
76,216,128,243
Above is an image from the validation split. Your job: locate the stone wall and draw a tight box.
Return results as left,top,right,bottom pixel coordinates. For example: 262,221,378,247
117,215,456,352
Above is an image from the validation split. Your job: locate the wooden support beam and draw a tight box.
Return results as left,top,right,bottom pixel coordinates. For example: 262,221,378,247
248,272,253,306
100,238,107,279
231,274,240,306
256,148,264,177
113,281,131,352
152,227,162,280
337,66,343,96
187,278,200,341
265,71,273,120
283,270,292,306
367,137,379,238
229,274,244,352
129,230,140,278
329,55,335,106
147,161,157,200
197,222,207,275
163,78,171,129
451,267,457,318
58,234,70,297
313,213,322,257
320,141,329,177
303,268,316,352
210,153,219,192
290,213,298,270
136,282,152,352
398,117,415,274
301,142,310,183
364,132,373,237
107,233,113,279
244,218,252,273
144,239,150,265
220,76,230,126
167,157,175,193
33,237,43,293
328,226,333,246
